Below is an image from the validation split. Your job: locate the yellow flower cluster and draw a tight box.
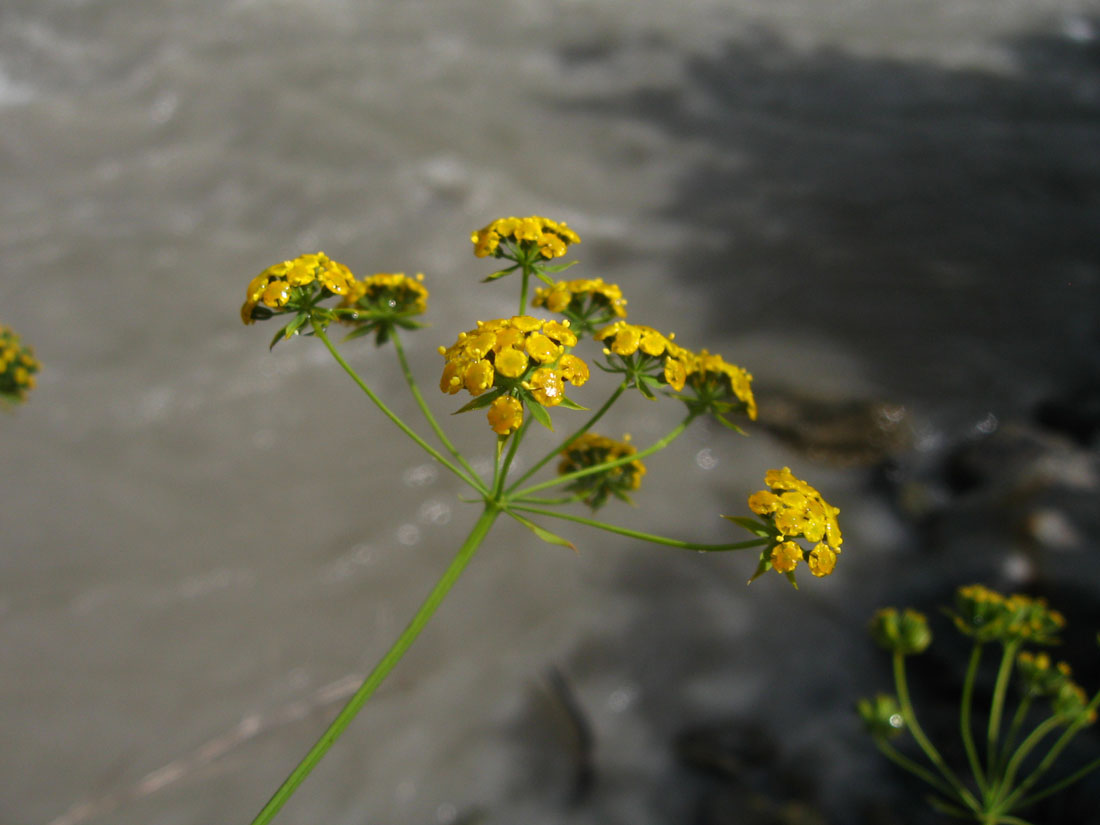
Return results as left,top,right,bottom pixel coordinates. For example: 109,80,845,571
471,216,581,260
340,272,428,316
595,321,690,391
533,278,627,318
438,316,589,434
594,323,756,421
952,585,1066,645
558,433,646,508
681,349,757,421
241,252,354,324
0,325,39,403
1016,650,1096,723
1017,651,1073,696
748,467,842,577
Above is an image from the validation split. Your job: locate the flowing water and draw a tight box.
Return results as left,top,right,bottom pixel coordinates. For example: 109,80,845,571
1,2,1098,824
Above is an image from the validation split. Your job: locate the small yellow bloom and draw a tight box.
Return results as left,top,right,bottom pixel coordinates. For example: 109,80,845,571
510,315,543,333
526,367,564,406
464,359,494,396
525,333,562,364
541,320,577,347
440,361,462,394
471,216,581,260
488,395,524,435
771,541,802,574
262,280,292,308
808,543,837,577
558,354,589,386
495,347,529,378
663,354,687,392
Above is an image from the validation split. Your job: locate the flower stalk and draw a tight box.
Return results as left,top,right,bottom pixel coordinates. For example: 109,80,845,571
861,585,1099,824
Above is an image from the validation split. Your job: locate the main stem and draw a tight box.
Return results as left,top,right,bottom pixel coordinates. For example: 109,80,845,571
249,505,500,825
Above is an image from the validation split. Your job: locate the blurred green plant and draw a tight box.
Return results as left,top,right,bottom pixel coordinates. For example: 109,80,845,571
860,585,1099,825
0,323,39,407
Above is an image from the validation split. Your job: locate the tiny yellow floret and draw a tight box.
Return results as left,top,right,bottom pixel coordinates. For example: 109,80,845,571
771,541,802,574
488,395,524,435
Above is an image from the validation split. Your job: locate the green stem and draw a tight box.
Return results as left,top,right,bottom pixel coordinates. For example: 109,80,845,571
926,792,984,821
893,652,982,812
961,643,988,796
249,504,500,825
519,261,530,315
507,383,626,494
510,494,585,506
874,738,960,801
513,414,695,500
510,505,768,552
988,642,1022,773
997,715,1062,797
495,415,531,498
996,694,1034,783
314,324,479,490
391,329,483,490
1013,754,1100,810
995,684,1098,811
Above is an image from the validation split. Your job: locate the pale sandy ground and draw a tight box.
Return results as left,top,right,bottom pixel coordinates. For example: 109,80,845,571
1,2,1098,824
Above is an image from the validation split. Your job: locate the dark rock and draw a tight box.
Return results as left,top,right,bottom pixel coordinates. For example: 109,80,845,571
756,393,913,468
1035,378,1100,446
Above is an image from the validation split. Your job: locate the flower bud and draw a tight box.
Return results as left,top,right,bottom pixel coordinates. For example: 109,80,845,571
857,694,906,739
870,607,932,655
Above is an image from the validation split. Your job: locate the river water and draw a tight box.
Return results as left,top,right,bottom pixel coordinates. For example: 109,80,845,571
1,2,1098,824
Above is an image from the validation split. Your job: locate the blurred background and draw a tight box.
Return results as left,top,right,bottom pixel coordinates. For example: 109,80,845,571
1,1,1098,823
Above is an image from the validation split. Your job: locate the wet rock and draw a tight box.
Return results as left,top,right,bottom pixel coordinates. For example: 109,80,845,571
881,416,1100,616
675,720,776,780
674,721,828,825
945,420,1098,497
756,393,912,468
1034,377,1100,446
